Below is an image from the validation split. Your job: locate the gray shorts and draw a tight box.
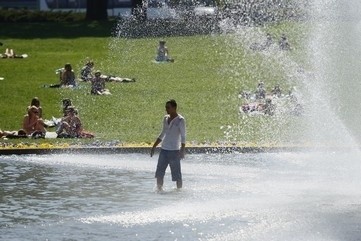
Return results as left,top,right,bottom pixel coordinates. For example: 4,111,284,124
155,149,182,181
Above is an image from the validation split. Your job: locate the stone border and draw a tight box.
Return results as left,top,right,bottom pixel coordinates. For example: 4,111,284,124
0,146,328,155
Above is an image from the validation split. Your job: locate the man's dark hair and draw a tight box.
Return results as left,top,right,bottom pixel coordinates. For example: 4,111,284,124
166,99,177,108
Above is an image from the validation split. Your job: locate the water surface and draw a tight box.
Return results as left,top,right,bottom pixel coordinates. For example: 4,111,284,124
1,152,361,240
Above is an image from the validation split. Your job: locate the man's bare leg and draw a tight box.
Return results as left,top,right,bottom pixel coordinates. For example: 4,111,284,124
157,177,164,191
176,180,182,189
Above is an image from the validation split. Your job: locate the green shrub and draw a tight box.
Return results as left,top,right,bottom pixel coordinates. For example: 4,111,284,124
0,9,86,22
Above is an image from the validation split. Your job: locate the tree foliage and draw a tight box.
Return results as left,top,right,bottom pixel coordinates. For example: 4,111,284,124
86,0,108,21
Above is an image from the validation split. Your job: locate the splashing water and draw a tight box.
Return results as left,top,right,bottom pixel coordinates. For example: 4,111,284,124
220,0,361,149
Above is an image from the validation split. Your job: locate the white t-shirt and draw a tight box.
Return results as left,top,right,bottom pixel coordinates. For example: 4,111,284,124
158,114,186,151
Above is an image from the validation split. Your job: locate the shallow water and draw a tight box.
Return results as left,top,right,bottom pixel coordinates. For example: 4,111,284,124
1,152,361,240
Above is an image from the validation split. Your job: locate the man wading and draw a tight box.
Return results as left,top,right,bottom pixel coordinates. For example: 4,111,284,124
151,99,186,191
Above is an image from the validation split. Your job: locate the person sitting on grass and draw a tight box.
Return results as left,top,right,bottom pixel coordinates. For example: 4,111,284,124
61,63,76,87
0,48,28,58
28,97,43,118
80,59,135,83
22,106,47,138
48,63,76,88
271,85,282,98
264,33,273,48
43,98,77,128
255,81,266,99
61,98,75,116
80,61,94,82
56,106,94,138
56,106,82,138
155,40,174,63
279,34,291,51
91,70,111,95
263,98,276,116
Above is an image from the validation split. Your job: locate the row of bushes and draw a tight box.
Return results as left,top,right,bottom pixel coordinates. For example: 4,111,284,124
0,8,86,22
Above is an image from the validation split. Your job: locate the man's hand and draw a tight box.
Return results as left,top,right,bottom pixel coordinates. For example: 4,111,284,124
179,147,185,159
150,147,155,157
151,139,161,157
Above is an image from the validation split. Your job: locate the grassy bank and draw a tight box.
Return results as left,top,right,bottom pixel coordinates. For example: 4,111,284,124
0,21,306,145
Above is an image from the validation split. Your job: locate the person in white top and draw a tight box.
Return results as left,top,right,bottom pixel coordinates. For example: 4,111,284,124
151,99,186,191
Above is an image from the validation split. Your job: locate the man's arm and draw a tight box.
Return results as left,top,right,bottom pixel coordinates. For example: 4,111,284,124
150,138,162,157
150,117,166,157
180,142,185,159
179,118,186,159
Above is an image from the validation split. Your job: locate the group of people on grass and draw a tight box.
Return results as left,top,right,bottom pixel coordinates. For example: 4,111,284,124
1,40,174,140
81,61,136,95
239,81,303,116
44,40,172,95
1,40,177,140
250,33,291,51
0,97,94,139
47,61,136,95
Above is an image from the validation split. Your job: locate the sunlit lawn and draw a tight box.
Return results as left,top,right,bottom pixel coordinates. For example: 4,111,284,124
0,21,305,145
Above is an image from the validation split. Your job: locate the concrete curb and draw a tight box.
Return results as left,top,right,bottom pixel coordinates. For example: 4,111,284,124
0,146,326,155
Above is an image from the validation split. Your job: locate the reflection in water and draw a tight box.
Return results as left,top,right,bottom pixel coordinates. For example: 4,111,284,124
1,153,361,240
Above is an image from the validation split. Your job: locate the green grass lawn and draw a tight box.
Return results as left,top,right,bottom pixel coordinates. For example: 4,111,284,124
0,21,307,146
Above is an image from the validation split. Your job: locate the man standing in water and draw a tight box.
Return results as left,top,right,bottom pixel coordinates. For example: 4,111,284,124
150,99,186,191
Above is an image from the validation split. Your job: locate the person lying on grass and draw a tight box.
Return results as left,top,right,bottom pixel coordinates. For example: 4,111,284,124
0,48,28,58
0,129,27,139
81,60,135,83
105,75,136,83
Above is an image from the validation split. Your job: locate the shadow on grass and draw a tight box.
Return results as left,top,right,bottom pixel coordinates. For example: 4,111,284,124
0,18,219,39
0,21,118,39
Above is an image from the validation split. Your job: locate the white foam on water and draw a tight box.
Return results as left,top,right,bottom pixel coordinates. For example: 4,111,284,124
39,152,358,240
1,153,155,172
